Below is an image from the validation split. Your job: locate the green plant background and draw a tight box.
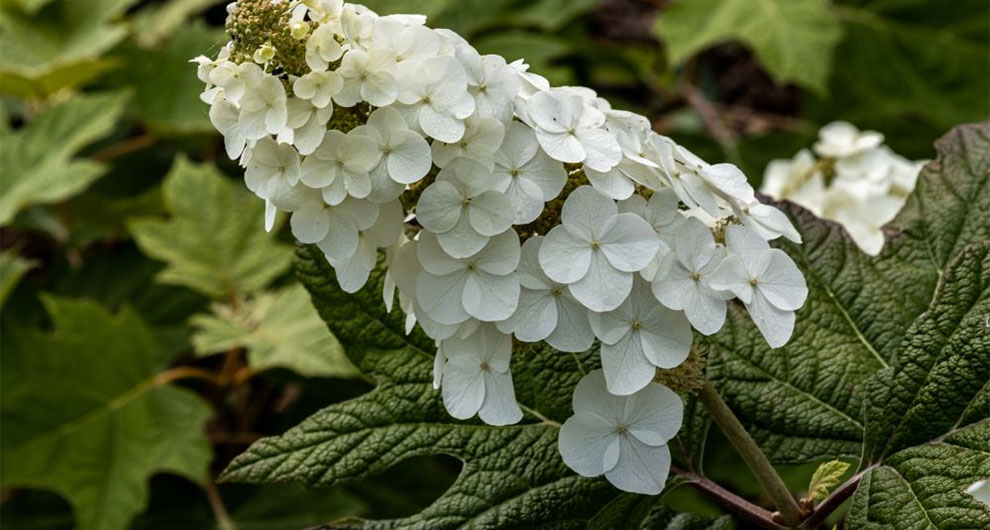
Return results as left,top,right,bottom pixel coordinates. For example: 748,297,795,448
0,1,987,529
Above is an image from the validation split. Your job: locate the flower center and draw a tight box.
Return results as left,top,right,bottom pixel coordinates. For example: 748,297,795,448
480,361,490,371
589,239,600,250
509,168,520,177
631,320,642,330
691,272,701,281
615,423,628,434
749,277,759,286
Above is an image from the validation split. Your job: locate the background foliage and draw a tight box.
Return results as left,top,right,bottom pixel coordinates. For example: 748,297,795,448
1,1,987,529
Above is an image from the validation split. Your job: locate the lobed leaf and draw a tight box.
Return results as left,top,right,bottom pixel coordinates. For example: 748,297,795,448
0,296,213,530
706,122,990,464
0,91,129,225
654,0,842,94
128,157,293,300
191,283,359,379
222,246,663,529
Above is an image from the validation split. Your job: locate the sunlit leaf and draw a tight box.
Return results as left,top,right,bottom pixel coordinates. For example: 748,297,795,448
191,283,359,379
0,91,129,225
128,157,293,300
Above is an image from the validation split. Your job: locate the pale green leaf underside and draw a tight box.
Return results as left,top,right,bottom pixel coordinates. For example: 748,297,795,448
707,122,989,464
128,157,293,300
191,283,359,379
0,0,139,97
0,91,129,225
655,0,842,93
0,297,213,530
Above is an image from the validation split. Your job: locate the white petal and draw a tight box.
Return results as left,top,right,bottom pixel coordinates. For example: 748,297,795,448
746,291,796,348
442,356,485,419
638,307,692,369
604,436,670,495
559,415,618,477
416,181,464,232
623,384,683,445
417,231,466,275
569,251,631,312
708,255,754,303
539,225,592,284
463,271,519,322
599,213,660,273
416,270,471,325
437,216,490,258
560,185,618,235
474,229,521,275
478,370,523,425
600,332,656,395
757,249,808,311
724,225,771,274
290,201,330,243
577,128,622,172
467,190,514,236
585,167,635,200
498,289,557,342
546,294,595,352
387,130,432,184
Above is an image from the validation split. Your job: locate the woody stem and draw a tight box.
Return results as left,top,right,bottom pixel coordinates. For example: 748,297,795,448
697,380,803,527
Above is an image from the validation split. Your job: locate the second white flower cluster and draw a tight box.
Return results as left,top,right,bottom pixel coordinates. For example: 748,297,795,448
195,0,810,495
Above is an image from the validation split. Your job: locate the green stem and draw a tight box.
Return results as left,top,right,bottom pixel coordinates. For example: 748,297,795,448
697,381,803,527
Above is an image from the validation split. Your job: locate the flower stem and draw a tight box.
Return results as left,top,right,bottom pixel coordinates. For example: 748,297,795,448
673,466,789,530
697,381,803,526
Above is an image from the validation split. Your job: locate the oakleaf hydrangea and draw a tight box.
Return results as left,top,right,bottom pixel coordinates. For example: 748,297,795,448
194,0,809,495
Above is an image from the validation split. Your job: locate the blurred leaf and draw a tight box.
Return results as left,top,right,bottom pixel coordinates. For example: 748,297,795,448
0,0,56,14
849,245,990,528
0,91,129,225
50,244,207,364
655,0,842,94
109,20,225,135
0,250,33,307
0,296,213,530
512,0,600,31
806,460,850,503
191,283,359,378
0,0,140,97
64,186,166,248
475,31,574,85
128,156,293,300
221,247,634,528
830,0,990,129
706,123,989,463
131,0,222,47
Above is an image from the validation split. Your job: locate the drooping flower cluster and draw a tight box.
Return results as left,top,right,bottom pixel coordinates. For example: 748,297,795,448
194,0,809,494
761,121,925,255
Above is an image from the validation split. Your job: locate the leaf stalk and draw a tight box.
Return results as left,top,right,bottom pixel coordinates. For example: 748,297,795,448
696,381,804,526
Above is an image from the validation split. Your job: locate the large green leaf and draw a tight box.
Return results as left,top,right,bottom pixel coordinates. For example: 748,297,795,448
191,283,359,379
848,244,990,528
107,20,224,135
862,243,989,462
220,246,729,528
128,157,293,300
830,0,990,129
0,91,128,225
0,0,139,97
221,246,623,528
654,0,843,94
848,422,990,530
705,122,989,464
0,296,213,530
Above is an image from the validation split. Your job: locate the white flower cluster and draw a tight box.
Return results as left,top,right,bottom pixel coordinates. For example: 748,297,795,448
762,121,925,255
194,0,809,494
